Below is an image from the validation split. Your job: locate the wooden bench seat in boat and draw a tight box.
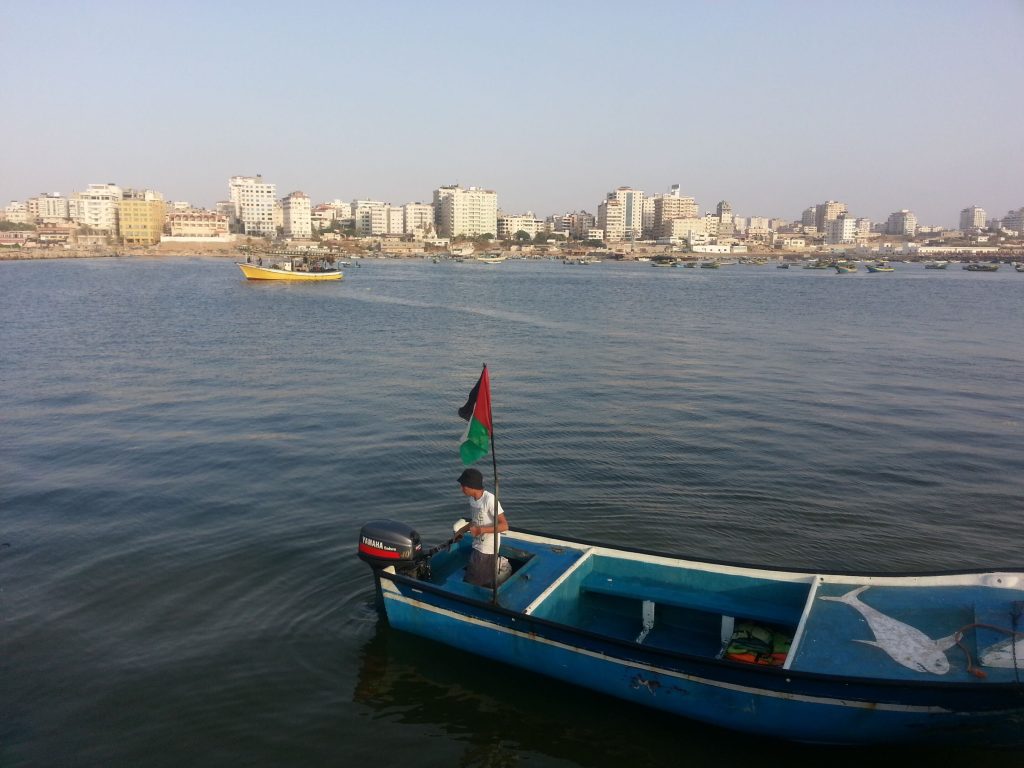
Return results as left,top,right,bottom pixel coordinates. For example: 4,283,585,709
580,573,800,635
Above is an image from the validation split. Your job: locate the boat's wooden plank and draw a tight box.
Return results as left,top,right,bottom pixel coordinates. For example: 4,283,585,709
783,577,821,670
523,547,595,615
580,573,802,627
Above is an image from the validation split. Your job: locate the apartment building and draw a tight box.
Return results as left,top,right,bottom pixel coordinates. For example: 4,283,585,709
597,198,625,242
885,209,917,237
403,202,434,237
229,175,276,236
69,183,123,233
665,216,707,241
119,190,166,245
497,212,541,239
1002,207,1024,234
434,185,498,238
3,200,29,224
654,192,699,237
168,210,230,238
604,187,644,239
282,191,312,239
350,200,384,236
826,215,858,244
815,200,847,233
28,193,70,223
959,206,986,233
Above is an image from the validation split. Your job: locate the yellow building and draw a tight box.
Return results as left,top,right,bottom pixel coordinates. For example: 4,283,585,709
119,196,166,245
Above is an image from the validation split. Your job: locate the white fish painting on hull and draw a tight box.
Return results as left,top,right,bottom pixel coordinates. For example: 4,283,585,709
980,637,1024,669
820,585,959,675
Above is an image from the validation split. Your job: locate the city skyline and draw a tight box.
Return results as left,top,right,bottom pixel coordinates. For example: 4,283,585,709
1,1,1022,227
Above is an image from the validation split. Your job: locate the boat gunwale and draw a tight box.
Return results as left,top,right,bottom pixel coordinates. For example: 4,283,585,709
375,530,1024,696
512,526,1024,579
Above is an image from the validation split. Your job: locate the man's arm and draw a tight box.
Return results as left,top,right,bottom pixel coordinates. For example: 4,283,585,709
470,512,509,537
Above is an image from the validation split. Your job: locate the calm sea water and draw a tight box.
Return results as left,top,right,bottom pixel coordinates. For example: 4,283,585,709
1,256,1022,767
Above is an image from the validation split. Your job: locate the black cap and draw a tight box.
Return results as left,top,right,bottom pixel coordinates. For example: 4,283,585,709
457,468,484,490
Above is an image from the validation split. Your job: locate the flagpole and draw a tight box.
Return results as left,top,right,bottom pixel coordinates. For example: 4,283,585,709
485,364,501,605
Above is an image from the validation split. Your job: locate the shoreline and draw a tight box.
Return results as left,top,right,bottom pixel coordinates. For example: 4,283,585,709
1,245,1017,264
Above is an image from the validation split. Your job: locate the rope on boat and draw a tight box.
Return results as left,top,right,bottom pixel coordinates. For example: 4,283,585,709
952,621,1024,680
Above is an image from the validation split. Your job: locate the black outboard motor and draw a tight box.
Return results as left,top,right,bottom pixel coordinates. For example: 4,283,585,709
358,520,430,595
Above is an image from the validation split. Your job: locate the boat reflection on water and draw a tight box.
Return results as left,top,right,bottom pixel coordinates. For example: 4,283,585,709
351,618,1004,767
353,617,730,767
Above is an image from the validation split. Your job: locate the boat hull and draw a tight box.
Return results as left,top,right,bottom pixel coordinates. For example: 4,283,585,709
364,526,1024,746
236,262,342,281
379,575,1024,746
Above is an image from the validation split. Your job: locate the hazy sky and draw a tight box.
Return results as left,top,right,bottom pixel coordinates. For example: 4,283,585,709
2,0,1022,227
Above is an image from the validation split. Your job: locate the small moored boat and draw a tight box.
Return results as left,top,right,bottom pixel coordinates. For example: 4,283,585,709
924,260,949,270
963,262,999,272
834,261,858,273
866,262,895,273
358,520,1024,746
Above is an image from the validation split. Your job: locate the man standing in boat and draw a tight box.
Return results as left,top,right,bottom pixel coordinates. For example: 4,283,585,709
456,468,511,587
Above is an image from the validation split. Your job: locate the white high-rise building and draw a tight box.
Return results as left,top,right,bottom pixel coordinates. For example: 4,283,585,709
604,187,644,239
403,202,434,237
815,200,847,233
597,198,625,242
651,185,699,237
29,193,70,223
747,216,771,234
229,175,277,236
434,185,498,238
385,205,405,235
885,209,917,237
497,212,541,240
353,200,388,236
3,200,29,224
826,215,858,244
666,217,707,241
642,197,656,238
69,183,123,233
282,191,312,240
959,206,986,233
1001,207,1024,234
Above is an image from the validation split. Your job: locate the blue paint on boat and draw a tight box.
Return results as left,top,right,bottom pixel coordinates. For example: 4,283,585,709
360,523,1024,746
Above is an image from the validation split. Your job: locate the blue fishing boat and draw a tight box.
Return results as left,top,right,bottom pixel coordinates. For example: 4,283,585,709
358,521,1024,746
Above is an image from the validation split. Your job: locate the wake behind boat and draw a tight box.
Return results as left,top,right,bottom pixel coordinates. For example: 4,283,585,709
358,520,1024,746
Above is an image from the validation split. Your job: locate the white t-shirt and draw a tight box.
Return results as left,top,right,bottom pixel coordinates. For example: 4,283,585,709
468,490,505,554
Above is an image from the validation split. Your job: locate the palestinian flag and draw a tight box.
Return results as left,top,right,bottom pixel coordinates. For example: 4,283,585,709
458,366,492,465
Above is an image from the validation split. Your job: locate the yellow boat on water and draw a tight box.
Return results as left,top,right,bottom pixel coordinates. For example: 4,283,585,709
236,261,343,281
